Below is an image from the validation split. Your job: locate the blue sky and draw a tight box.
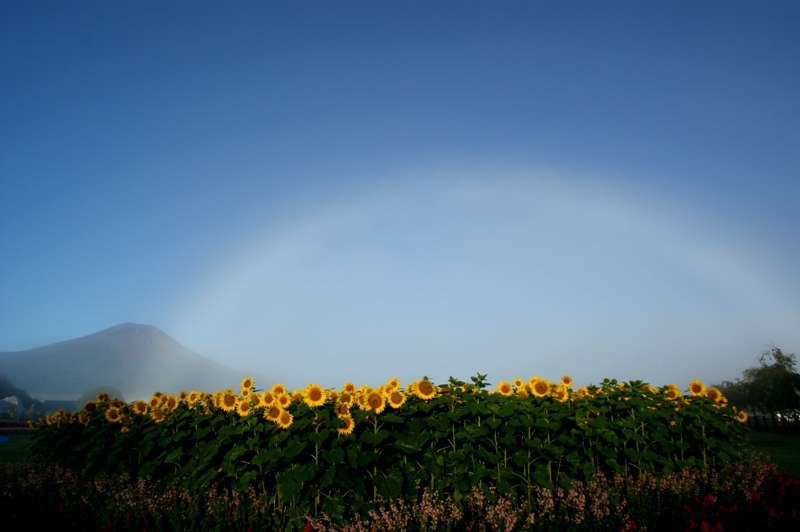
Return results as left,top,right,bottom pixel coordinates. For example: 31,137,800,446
2,0,799,391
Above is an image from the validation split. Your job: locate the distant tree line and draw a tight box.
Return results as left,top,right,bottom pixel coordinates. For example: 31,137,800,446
715,346,800,420
0,375,35,408
0,374,124,421
0,374,38,421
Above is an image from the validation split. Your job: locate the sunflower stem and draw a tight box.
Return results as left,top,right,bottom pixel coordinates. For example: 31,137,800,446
373,415,379,502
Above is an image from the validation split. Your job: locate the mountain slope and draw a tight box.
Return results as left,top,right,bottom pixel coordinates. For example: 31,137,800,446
0,323,263,400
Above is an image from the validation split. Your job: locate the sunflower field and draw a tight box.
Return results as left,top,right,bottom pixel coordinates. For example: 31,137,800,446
27,374,753,530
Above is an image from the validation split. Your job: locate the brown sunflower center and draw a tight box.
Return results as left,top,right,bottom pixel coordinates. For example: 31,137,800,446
367,393,383,409
418,381,434,395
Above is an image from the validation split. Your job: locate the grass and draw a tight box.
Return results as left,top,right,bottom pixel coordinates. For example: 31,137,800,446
0,430,31,464
748,431,800,478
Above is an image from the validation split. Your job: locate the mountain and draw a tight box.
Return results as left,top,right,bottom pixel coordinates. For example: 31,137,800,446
0,323,265,401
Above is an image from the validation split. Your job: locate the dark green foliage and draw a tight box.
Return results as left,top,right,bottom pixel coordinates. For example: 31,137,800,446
28,378,750,530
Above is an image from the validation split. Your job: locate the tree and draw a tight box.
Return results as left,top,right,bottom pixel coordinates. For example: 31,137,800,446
0,374,34,407
717,346,800,417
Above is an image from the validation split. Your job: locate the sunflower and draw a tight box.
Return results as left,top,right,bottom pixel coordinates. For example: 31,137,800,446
277,409,293,429
179,390,189,401
241,376,255,392
338,391,354,407
328,390,338,401
516,387,529,399
531,378,551,398
96,392,111,403
83,401,98,413
77,413,90,426
705,387,722,402
148,396,161,409
104,406,122,423
375,385,388,398
386,377,400,391
342,382,357,395
552,385,569,402
337,415,355,436
150,408,165,423
366,391,386,414
573,387,589,400
276,394,292,408
260,391,275,407
236,399,252,417
241,388,251,398
292,390,304,403
250,394,263,408
736,410,748,423
220,390,238,412
334,402,351,417
560,375,574,388
414,380,437,400
496,381,512,396
187,391,199,404
265,406,282,422
688,380,706,397
513,378,524,389
665,387,681,401
131,400,148,416
164,395,179,411
270,383,287,396
304,384,327,408
356,393,369,410
388,390,406,409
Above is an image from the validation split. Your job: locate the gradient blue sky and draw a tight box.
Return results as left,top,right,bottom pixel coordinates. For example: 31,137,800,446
2,0,798,391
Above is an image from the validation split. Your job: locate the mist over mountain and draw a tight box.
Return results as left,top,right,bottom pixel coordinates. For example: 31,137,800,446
0,323,266,400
